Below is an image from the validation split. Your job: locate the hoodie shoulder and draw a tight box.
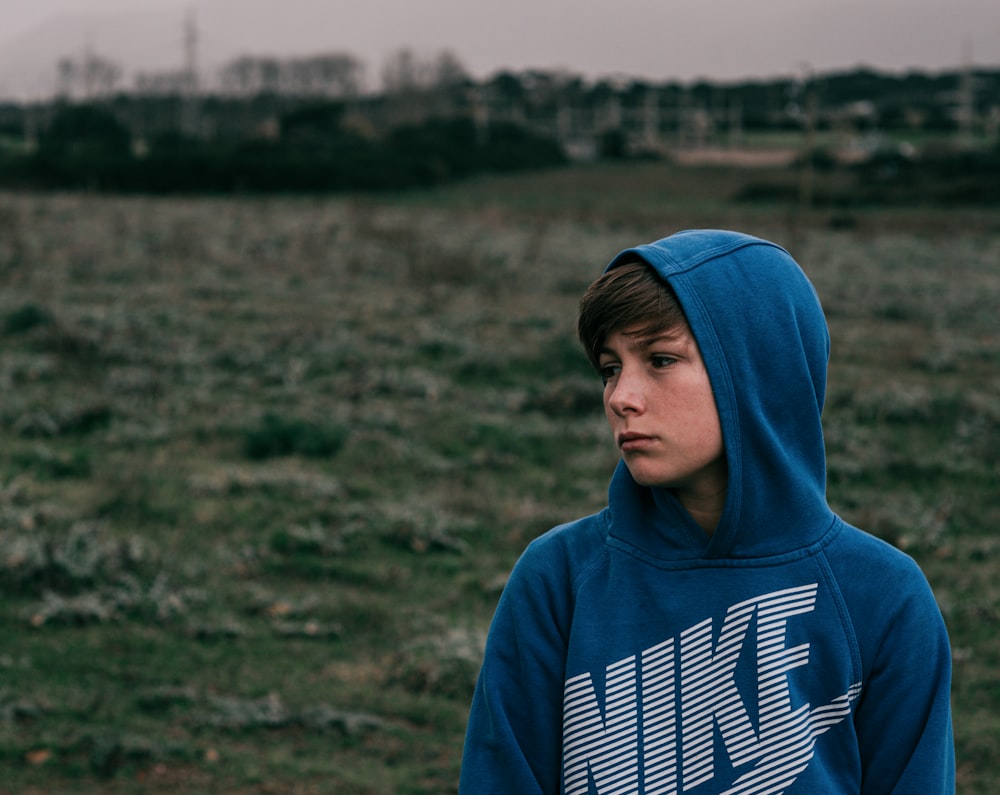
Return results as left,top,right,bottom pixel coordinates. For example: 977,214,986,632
825,521,940,604
515,511,610,592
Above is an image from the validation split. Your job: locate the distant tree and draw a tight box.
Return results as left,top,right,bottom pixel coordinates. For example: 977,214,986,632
219,56,258,95
55,52,122,100
42,105,129,152
619,80,653,108
56,58,76,99
311,54,365,97
381,48,424,94
488,72,526,104
280,102,349,146
257,58,282,94
382,48,469,93
484,71,528,125
34,103,132,190
284,54,365,97
381,48,472,124
84,54,123,98
430,50,470,90
218,56,283,96
221,53,364,99
134,70,195,96
597,128,627,159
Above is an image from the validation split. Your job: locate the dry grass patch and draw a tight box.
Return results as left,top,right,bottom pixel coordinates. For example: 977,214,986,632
0,182,997,792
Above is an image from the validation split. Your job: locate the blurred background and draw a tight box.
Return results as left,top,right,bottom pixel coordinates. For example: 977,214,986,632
1,0,999,194
0,2,998,794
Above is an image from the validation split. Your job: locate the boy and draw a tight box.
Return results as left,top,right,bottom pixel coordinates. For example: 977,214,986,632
459,230,954,794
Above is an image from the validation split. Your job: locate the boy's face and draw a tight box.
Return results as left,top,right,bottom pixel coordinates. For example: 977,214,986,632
599,322,727,507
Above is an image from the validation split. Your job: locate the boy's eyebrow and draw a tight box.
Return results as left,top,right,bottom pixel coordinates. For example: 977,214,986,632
599,329,689,356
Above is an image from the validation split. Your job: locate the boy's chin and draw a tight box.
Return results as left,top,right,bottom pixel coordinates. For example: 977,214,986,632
622,463,669,489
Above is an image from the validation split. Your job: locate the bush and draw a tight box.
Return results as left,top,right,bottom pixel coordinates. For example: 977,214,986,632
597,128,627,160
242,413,347,460
39,104,131,158
0,108,567,192
4,303,53,334
479,121,567,172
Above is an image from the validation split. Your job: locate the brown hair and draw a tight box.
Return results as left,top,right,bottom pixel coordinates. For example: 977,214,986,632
577,259,689,371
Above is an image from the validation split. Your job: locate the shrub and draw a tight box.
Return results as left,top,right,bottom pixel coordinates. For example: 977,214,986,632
479,121,568,172
11,446,92,479
3,303,53,334
242,413,346,460
387,627,486,700
39,104,131,158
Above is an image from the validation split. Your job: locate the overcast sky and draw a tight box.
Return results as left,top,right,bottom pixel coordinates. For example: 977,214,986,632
3,0,999,88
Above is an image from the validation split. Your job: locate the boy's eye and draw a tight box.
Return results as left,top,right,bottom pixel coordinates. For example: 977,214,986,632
599,363,620,384
651,354,677,368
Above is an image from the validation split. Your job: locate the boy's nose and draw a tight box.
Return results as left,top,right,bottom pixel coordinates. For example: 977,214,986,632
607,373,644,416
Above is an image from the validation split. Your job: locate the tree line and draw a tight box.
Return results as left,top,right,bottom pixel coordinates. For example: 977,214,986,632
0,103,567,193
0,50,998,197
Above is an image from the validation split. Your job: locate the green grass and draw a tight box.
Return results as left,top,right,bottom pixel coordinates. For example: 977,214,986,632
0,165,998,793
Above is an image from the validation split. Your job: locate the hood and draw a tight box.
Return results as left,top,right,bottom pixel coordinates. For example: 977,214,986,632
603,229,834,560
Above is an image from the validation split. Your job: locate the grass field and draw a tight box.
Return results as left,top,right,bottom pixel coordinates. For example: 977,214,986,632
0,160,998,793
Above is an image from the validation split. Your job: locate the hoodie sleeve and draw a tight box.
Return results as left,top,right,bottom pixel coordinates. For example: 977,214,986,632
458,532,579,795
841,540,955,794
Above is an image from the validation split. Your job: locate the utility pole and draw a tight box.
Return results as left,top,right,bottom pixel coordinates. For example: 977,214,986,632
798,63,817,210
727,98,743,150
181,9,200,136
643,89,660,152
958,39,975,150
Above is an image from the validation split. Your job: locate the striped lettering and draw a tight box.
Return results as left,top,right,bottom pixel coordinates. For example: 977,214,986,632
562,584,860,794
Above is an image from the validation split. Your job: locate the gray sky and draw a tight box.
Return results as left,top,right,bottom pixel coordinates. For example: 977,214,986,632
2,0,999,89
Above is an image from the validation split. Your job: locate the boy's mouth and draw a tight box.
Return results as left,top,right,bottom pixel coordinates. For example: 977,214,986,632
618,432,656,451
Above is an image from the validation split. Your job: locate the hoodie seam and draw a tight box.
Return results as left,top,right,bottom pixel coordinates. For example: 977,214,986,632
629,237,788,277
669,275,744,555
605,514,842,571
568,513,613,596
815,523,865,689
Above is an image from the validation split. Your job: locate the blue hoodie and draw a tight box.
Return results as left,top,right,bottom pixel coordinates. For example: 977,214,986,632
459,230,954,794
